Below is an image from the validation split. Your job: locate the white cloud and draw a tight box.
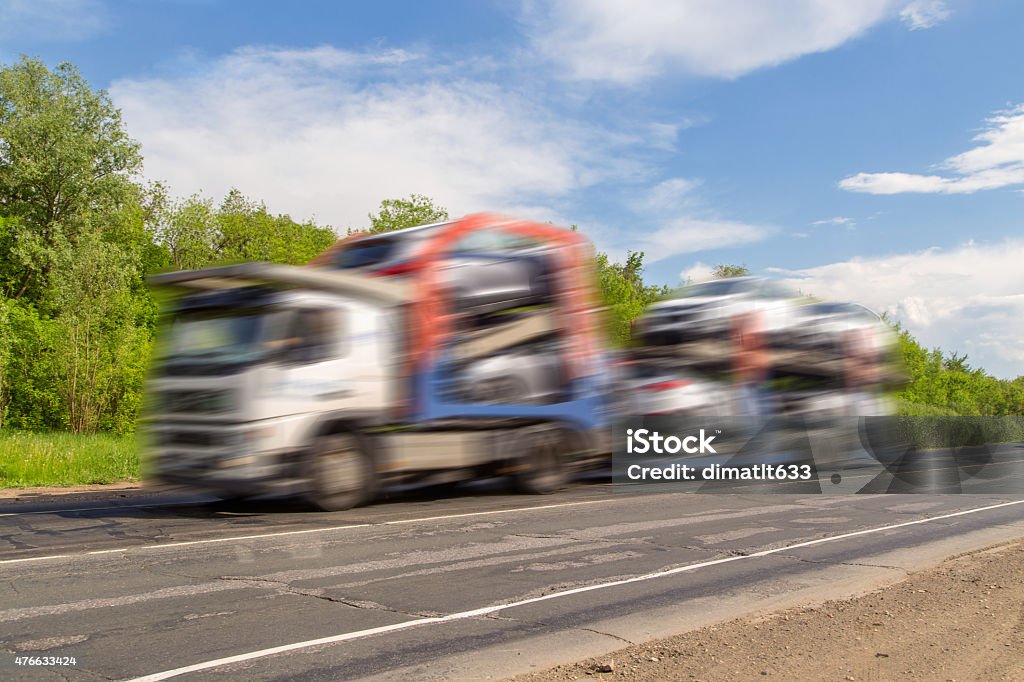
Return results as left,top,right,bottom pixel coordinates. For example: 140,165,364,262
811,216,855,228
636,218,772,263
840,105,1024,195
568,175,771,266
680,261,715,283
643,177,702,211
772,240,1024,378
576,178,771,265
111,45,627,230
0,0,107,42
524,0,938,84
900,0,951,30
113,46,766,261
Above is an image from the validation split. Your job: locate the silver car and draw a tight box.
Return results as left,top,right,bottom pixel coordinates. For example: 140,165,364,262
331,223,553,313
618,363,736,416
789,301,895,358
457,339,565,404
638,277,801,346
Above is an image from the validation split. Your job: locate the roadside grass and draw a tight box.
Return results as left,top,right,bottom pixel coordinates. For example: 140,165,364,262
896,400,1024,448
0,430,140,488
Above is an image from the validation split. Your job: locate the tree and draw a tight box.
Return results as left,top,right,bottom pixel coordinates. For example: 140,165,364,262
712,263,750,278
143,187,337,270
365,194,448,234
144,185,218,271
595,249,670,345
0,56,142,301
49,229,150,432
214,189,336,265
943,351,972,373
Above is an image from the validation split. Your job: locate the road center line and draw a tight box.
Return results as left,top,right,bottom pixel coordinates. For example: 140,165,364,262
128,498,1024,682
0,498,621,565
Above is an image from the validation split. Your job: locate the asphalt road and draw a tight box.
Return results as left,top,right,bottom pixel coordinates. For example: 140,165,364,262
2,466,1024,681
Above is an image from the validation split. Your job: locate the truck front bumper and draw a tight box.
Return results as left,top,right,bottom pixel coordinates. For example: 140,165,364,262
146,418,309,497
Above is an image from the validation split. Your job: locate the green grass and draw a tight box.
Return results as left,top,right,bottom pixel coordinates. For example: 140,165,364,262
893,402,1024,448
0,430,140,488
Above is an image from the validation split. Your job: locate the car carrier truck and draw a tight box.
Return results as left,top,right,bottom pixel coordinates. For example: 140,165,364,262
144,214,615,510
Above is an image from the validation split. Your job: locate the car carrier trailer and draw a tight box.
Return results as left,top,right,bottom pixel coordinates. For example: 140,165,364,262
144,215,614,510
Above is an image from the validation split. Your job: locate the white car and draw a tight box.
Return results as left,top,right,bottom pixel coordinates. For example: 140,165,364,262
638,277,800,346
618,363,736,416
790,302,895,359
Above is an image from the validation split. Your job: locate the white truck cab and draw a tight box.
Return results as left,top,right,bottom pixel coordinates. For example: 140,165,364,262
145,265,407,504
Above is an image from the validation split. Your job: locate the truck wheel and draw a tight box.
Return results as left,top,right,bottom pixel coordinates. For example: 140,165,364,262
511,425,567,494
305,433,377,511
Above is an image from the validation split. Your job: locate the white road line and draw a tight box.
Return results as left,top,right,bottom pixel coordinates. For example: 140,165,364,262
0,498,621,566
0,502,173,517
0,499,155,516
128,498,1024,682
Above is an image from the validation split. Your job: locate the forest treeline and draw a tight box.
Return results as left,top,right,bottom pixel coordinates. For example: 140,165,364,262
0,56,1020,434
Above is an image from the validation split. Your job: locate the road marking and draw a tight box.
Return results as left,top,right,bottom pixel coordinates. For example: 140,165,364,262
0,494,215,517
0,503,174,517
695,526,781,544
128,498,1024,682
0,506,803,623
0,498,620,566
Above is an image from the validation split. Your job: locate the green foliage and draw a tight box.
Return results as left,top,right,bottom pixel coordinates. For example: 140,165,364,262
891,413,1024,449
712,263,750,278
144,184,217,271
49,229,152,433
595,249,670,346
145,187,337,269
0,237,152,434
365,194,448,234
0,56,142,302
2,302,64,430
214,189,337,264
893,323,1024,417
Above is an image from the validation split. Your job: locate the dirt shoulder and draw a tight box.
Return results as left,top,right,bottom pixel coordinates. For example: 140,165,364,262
514,539,1024,682
0,482,147,504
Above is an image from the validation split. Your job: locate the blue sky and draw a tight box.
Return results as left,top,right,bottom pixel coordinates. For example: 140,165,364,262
2,0,1023,377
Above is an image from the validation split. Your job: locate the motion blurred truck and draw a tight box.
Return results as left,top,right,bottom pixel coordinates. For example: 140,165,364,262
144,215,613,510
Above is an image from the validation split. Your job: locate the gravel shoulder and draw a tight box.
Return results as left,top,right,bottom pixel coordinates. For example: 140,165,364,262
514,539,1024,682
0,482,149,504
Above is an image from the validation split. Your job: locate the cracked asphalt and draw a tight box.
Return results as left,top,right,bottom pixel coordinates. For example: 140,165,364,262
0,477,1023,680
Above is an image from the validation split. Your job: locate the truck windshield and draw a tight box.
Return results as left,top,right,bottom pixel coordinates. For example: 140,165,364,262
167,310,292,360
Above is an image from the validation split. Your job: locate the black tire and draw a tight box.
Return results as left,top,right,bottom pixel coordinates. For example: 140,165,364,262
511,425,567,494
304,432,377,511
213,493,253,505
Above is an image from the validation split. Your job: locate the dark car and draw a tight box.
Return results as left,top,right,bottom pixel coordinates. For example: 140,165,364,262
332,222,553,313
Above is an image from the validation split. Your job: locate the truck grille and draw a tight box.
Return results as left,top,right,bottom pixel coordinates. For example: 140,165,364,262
162,390,233,414
161,431,226,448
